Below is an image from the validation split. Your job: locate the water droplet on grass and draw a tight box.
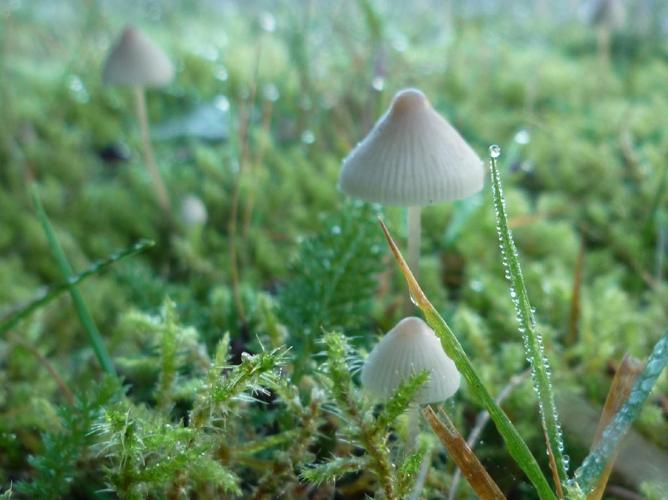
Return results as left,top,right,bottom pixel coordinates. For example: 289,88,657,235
259,12,276,32
514,129,531,145
301,130,315,144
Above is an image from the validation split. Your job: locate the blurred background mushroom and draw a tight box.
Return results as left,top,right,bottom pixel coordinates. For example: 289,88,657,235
102,25,175,219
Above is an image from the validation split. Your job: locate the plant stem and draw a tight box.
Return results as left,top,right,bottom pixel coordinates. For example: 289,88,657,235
379,219,556,500
407,206,421,281
0,239,154,336
449,369,530,500
406,403,419,451
6,332,75,405
133,85,172,218
31,186,116,376
574,331,668,494
588,355,643,500
423,405,506,499
489,151,567,491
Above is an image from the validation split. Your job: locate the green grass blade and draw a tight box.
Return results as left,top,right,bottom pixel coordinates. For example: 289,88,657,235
31,185,118,375
0,239,154,336
379,220,557,500
488,146,568,488
573,330,668,494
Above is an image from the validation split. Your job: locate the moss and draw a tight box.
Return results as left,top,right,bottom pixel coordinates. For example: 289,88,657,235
1,3,666,498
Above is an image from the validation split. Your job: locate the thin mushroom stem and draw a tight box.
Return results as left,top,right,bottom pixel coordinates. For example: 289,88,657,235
407,205,421,281
407,403,429,500
408,448,431,500
133,84,172,218
406,403,420,451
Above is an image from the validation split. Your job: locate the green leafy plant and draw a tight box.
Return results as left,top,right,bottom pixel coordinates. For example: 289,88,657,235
15,376,121,499
301,330,430,499
279,201,385,376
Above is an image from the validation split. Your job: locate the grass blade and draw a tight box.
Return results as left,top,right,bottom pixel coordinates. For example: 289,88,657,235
449,370,530,500
379,220,556,500
488,146,567,490
587,355,643,500
423,405,506,500
0,239,154,336
31,185,117,375
573,331,668,494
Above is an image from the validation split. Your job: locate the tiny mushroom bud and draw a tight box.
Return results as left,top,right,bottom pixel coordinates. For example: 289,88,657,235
339,88,483,206
179,194,208,226
361,316,461,405
102,25,174,87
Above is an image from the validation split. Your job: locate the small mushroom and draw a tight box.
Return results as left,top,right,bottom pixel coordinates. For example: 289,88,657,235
179,194,208,227
102,25,175,218
361,316,460,405
339,88,482,281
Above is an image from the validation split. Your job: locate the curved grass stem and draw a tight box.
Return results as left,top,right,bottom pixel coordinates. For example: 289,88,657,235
0,238,154,336
489,150,567,493
32,185,116,376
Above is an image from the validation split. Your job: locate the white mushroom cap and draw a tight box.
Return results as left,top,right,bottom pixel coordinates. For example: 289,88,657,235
361,316,460,405
102,25,174,87
339,88,483,206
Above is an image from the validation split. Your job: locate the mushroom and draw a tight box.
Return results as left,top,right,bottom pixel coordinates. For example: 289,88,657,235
339,88,482,279
361,316,460,405
179,194,208,227
102,25,175,217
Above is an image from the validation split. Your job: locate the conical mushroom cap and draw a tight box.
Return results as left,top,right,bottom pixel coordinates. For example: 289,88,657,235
361,316,460,405
339,88,483,206
102,26,174,87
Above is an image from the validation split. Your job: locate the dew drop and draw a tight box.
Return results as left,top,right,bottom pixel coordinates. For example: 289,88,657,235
214,95,230,112
489,144,501,158
301,130,315,144
259,12,276,32
514,129,531,145
262,83,280,102
371,76,385,91
215,66,229,82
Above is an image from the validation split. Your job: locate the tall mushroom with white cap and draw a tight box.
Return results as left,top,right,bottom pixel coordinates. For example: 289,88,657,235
102,25,175,217
339,88,483,279
361,316,461,405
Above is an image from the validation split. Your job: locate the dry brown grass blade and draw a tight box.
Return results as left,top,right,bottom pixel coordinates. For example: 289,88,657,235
448,370,530,500
587,355,644,500
379,218,429,309
423,405,506,500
